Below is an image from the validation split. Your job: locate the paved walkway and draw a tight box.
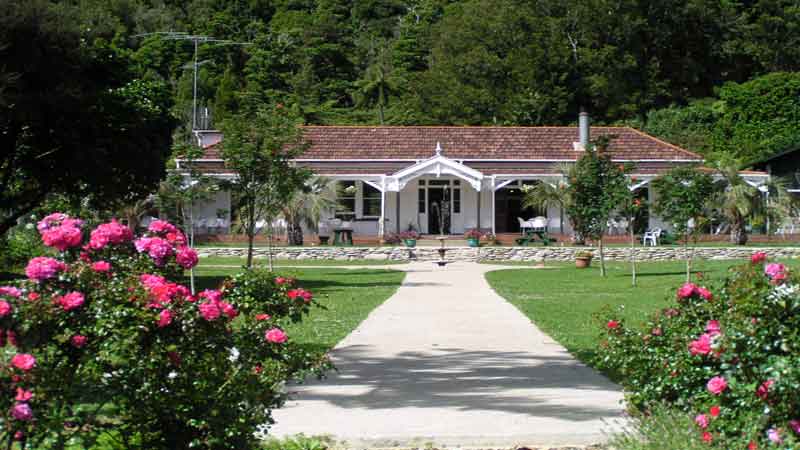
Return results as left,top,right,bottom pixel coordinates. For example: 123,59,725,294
271,261,625,448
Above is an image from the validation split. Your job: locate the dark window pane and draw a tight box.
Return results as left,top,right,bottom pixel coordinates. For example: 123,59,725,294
362,183,381,217
335,181,356,219
418,189,425,213
429,179,449,186
419,179,426,185
453,180,461,185
453,189,461,213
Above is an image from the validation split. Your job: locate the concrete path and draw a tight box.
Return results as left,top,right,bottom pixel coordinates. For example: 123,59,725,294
271,261,625,448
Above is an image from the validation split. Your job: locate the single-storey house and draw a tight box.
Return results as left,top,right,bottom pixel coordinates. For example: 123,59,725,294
182,116,769,240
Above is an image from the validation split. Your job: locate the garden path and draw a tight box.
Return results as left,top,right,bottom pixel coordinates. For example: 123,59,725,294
270,261,625,448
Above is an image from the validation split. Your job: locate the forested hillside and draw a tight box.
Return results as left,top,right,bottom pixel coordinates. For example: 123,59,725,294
48,0,800,161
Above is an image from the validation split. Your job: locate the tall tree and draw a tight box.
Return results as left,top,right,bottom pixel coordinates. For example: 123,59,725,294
652,166,715,281
0,0,175,236
220,104,309,269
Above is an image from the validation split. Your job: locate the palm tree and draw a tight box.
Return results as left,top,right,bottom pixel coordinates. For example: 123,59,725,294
282,177,337,246
712,157,794,245
522,163,573,236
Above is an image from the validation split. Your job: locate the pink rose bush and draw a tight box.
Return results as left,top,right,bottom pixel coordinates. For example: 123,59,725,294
597,253,800,448
0,214,325,449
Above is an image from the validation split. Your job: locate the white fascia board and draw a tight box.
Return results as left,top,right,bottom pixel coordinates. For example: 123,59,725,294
292,158,703,163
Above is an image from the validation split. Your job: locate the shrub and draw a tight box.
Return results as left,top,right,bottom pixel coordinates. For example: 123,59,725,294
0,213,327,449
0,216,47,273
609,404,728,450
463,228,482,239
596,252,800,447
398,230,419,240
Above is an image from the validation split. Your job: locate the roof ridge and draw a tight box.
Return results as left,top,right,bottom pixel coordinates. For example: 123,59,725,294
625,126,704,160
301,125,631,129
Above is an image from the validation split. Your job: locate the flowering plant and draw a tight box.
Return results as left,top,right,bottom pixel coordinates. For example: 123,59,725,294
464,228,483,239
596,254,800,448
398,230,419,240
0,213,326,449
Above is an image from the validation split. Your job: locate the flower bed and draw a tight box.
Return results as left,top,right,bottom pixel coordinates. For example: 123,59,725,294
597,251,800,448
0,213,326,449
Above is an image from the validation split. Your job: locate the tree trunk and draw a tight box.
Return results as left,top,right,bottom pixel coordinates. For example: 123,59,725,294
246,201,255,269
730,220,748,245
599,236,606,277
685,232,691,282
287,222,304,246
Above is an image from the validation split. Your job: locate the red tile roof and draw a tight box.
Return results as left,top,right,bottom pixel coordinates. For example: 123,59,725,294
296,126,703,161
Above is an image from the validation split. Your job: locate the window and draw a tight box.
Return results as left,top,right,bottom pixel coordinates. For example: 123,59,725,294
419,179,426,186
335,181,356,219
362,183,381,217
418,189,426,213
453,180,461,186
453,188,461,213
429,179,449,186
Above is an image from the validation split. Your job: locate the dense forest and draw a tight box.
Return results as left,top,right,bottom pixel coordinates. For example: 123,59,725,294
28,1,800,162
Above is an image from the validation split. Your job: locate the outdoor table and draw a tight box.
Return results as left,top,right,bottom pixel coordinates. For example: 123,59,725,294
515,230,556,246
333,228,353,246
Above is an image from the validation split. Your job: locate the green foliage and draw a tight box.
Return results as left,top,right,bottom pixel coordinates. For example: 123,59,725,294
220,104,310,267
0,0,175,235
0,215,327,449
595,257,800,448
714,72,800,164
609,404,728,450
652,166,715,240
565,137,632,246
261,434,332,450
642,99,718,157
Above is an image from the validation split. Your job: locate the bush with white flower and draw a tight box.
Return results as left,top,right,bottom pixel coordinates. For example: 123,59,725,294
597,252,800,448
0,213,326,449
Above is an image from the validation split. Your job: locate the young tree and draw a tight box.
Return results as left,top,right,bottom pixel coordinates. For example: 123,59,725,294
565,137,632,276
619,187,647,287
220,104,310,269
652,166,715,281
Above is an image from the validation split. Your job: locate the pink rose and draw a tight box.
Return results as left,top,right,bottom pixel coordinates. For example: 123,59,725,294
157,309,173,328
706,376,727,395
702,431,713,443
767,428,782,444
696,287,713,301
689,334,712,356
765,263,786,279
677,282,697,299
91,261,111,273
148,220,178,235
0,287,21,298
165,231,186,246
756,379,774,400
15,388,32,402
287,288,313,303
25,257,66,282
709,406,720,418
198,301,221,321
59,291,85,311
265,328,288,344
198,289,223,303
255,313,271,321
70,335,88,348
705,320,721,335
0,301,12,317
11,403,33,421
88,220,133,250
695,414,709,429
751,252,767,264
606,320,620,329
220,302,237,319
789,419,800,435
41,224,83,251
11,354,36,371
275,277,288,285
176,246,199,269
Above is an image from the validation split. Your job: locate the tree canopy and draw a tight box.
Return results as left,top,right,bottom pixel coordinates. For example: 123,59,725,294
0,0,175,235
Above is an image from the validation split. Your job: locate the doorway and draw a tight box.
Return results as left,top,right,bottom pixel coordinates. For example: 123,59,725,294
427,187,451,235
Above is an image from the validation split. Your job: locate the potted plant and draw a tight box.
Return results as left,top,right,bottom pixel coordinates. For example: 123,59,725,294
575,250,593,268
464,228,482,247
399,230,419,248
483,232,499,246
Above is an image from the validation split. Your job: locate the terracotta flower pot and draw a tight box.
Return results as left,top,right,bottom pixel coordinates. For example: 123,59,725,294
575,256,592,268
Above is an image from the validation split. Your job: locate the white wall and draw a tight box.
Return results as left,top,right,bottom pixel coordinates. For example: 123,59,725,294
191,190,231,233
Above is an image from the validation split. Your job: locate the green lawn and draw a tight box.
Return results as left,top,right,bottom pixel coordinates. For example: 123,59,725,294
193,266,405,355
485,259,796,364
198,256,404,267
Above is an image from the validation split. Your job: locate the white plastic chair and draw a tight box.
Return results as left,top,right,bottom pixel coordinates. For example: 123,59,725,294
518,217,534,235
530,216,548,231
643,228,661,246
607,218,618,235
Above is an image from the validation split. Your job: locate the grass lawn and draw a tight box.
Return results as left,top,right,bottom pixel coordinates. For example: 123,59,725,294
485,258,799,365
199,256,404,267
193,266,405,356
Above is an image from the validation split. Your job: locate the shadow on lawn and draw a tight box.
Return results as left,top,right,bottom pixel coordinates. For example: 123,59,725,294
284,345,623,420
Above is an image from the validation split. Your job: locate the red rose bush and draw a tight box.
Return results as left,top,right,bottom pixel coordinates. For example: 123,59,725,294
0,214,326,449
597,254,800,448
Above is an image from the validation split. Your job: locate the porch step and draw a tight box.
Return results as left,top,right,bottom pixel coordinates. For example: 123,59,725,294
415,238,470,247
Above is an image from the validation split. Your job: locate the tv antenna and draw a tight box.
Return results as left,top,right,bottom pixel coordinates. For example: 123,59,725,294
133,32,251,131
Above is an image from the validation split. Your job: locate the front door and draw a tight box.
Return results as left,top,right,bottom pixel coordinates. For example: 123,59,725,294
427,188,451,235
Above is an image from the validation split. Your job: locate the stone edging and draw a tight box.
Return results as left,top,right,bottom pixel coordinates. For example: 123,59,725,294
198,246,800,262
